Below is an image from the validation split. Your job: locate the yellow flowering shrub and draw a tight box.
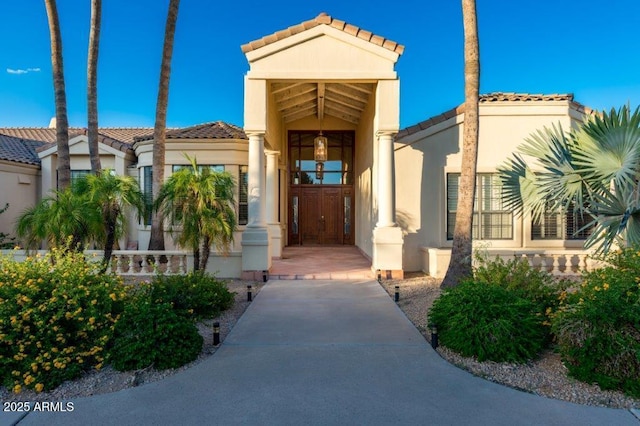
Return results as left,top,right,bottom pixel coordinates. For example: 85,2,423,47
551,247,640,397
0,247,126,392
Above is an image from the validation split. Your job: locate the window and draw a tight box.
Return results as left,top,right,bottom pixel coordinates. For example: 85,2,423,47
532,204,594,240
239,166,248,225
289,131,354,185
70,170,90,186
447,173,513,240
140,166,152,226
172,164,224,173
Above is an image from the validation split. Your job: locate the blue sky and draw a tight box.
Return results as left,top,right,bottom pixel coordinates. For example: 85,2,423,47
1,0,639,129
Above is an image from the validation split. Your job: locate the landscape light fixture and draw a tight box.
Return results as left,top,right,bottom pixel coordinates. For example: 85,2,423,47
213,322,220,345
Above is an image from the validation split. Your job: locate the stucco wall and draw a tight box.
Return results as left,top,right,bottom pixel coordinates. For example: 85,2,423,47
134,138,249,252
0,162,40,245
395,100,586,272
355,90,376,259
245,26,398,80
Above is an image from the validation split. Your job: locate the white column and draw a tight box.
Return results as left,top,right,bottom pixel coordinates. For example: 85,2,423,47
247,133,266,228
242,132,271,274
372,130,403,277
376,131,395,227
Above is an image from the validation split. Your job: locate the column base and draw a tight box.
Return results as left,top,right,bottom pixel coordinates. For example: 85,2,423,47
268,223,283,259
241,227,271,272
373,226,404,273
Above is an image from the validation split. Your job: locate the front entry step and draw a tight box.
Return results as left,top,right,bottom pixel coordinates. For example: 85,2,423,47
269,271,374,280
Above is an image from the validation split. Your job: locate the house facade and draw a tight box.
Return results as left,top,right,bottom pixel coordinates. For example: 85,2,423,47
0,14,594,278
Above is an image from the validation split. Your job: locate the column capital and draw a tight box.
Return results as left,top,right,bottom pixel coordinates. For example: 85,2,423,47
264,149,281,157
375,130,397,139
245,131,266,138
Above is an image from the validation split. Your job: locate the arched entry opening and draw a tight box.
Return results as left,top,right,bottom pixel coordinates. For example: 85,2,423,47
288,130,355,245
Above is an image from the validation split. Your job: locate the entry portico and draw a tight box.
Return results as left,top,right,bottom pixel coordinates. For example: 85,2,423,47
240,13,405,278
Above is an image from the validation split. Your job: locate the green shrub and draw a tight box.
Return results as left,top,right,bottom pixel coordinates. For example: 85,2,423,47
0,248,125,393
150,272,235,320
552,248,640,397
429,280,547,363
108,290,203,371
473,254,568,314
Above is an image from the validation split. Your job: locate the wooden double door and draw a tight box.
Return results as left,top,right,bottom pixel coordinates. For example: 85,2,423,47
289,186,354,245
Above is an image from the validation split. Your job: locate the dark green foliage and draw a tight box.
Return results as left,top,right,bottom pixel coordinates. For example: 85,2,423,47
552,248,640,397
108,272,233,372
150,272,235,321
108,295,203,371
429,280,547,363
473,255,569,314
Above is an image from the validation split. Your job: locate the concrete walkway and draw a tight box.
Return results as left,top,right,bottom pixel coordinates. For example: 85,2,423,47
7,280,639,426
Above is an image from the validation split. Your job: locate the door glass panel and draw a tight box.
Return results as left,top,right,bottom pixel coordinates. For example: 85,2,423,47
292,196,298,235
344,196,351,236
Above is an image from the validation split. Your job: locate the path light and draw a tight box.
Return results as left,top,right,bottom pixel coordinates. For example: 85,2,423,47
262,270,268,283
377,270,382,283
247,285,253,302
394,285,400,302
213,322,220,346
430,324,438,349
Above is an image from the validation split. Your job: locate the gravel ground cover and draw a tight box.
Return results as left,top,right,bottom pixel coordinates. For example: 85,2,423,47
2,273,639,410
380,272,640,409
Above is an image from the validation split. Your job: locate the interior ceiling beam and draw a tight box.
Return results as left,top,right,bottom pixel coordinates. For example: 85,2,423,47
281,103,316,119
271,82,303,95
284,107,318,123
325,107,359,124
324,100,362,118
277,91,316,111
317,83,325,121
324,92,367,111
326,84,370,103
273,83,316,102
343,82,374,95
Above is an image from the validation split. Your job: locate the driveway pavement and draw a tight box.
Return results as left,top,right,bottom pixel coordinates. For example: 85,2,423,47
4,279,639,425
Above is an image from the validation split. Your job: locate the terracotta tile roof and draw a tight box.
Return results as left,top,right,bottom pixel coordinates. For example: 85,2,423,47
241,12,404,55
133,121,247,142
396,92,585,139
0,134,48,165
0,127,152,145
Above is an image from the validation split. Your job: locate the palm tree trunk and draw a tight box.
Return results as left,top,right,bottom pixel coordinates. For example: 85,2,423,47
148,0,180,250
442,0,480,288
44,0,71,190
102,217,117,273
200,235,211,271
193,243,200,272
87,0,102,174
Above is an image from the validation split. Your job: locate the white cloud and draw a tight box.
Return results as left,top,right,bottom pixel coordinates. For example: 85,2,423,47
6,67,41,75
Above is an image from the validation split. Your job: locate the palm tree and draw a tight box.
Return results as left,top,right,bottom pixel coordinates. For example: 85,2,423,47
44,0,71,190
499,106,640,253
73,170,145,268
148,0,181,251
87,0,102,174
442,0,481,288
155,155,237,271
16,188,102,251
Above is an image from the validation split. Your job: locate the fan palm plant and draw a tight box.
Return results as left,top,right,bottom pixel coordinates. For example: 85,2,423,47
155,154,237,271
498,105,640,253
73,170,144,268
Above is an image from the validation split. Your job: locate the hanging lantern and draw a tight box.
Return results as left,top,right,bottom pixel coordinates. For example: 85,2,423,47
315,161,324,180
314,132,327,162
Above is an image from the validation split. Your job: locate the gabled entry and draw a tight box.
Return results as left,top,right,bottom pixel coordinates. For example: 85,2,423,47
241,12,405,278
